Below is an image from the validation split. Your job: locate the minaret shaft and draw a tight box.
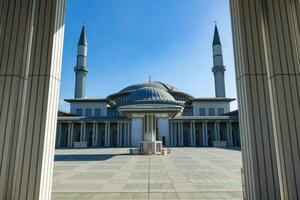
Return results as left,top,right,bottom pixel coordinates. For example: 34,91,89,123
212,25,226,98
74,26,88,98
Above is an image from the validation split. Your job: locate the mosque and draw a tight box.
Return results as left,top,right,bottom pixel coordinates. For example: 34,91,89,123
56,25,240,150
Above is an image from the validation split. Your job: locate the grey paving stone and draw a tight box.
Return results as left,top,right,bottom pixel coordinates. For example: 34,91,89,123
52,148,243,200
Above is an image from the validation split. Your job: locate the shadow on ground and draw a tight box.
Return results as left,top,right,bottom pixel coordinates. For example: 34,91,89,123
54,153,129,161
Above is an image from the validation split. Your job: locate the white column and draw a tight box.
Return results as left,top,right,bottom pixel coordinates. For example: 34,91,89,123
107,122,110,147
95,123,98,147
176,123,179,146
169,122,173,146
193,122,196,146
127,122,131,146
227,122,233,147
92,122,96,147
58,123,62,147
125,123,127,147
189,122,193,147
117,122,120,147
123,123,126,147
80,122,83,142
202,122,208,147
70,123,74,148
67,123,72,147
172,122,175,146
0,0,66,199
120,123,123,146
104,122,108,147
175,123,178,146
179,122,182,146
228,0,300,198
214,122,220,141
81,122,86,142
202,122,205,146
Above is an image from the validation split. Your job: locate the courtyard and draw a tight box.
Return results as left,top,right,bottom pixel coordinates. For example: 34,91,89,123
52,148,243,200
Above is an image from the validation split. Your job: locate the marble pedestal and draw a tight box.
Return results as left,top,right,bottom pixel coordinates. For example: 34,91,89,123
138,141,163,155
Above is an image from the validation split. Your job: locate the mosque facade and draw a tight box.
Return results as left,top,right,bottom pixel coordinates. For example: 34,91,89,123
56,25,240,149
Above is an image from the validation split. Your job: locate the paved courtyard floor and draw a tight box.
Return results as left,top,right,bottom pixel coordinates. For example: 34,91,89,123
52,148,243,200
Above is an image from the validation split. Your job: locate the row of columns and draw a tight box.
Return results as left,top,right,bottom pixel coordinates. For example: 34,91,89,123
169,121,234,147
56,122,131,147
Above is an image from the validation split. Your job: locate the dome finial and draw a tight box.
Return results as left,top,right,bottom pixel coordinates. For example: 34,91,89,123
148,75,152,83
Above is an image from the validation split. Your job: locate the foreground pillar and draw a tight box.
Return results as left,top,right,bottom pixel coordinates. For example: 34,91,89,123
0,0,66,199
231,0,300,199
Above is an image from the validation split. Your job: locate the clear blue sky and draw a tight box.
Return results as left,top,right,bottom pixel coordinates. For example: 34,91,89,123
59,0,237,110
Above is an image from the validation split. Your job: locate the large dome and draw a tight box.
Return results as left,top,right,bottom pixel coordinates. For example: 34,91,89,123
119,82,181,93
107,81,193,106
126,87,176,104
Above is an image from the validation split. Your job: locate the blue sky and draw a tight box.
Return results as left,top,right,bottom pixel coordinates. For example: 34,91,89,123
59,0,237,110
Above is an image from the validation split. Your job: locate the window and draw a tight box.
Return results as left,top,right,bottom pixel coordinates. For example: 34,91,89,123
199,108,206,116
86,108,92,117
208,108,215,116
95,109,101,117
76,108,82,116
218,108,225,115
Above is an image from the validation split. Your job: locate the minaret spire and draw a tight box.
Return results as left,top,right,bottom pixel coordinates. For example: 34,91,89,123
78,23,87,46
212,24,226,98
213,24,221,46
74,24,88,98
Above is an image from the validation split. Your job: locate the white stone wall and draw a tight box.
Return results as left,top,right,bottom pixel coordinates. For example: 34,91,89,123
157,117,169,146
70,102,107,117
131,118,143,147
192,102,230,116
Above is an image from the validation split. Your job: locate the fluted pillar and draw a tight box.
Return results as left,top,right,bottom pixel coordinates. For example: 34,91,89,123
0,0,66,199
230,0,300,198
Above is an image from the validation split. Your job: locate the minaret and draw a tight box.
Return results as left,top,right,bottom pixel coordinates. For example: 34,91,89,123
212,24,226,98
74,25,88,98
